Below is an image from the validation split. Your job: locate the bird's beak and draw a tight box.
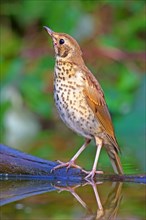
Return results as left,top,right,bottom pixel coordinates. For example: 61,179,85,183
43,26,54,36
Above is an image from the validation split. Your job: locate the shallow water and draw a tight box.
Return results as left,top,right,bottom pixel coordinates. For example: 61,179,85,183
0,178,145,220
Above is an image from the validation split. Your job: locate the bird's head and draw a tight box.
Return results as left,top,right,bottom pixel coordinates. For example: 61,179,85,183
44,26,82,62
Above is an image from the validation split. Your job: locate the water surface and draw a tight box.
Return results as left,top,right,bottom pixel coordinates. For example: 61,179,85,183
0,178,145,220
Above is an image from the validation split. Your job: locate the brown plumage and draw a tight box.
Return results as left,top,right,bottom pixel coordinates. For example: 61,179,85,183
44,26,123,179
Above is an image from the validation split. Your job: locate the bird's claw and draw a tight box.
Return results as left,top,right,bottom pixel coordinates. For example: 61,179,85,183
84,170,103,181
51,160,82,173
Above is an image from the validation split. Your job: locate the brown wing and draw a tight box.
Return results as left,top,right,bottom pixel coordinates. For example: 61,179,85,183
83,69,120,152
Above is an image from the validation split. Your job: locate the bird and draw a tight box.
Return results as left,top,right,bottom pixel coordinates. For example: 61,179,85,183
44,26,123,179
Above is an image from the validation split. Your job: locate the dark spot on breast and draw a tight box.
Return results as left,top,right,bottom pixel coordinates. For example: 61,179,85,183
56,94,59,101
79,110,83,114
54,71,57,77
57,66,62,71
69,85,76,90
79,105,86,110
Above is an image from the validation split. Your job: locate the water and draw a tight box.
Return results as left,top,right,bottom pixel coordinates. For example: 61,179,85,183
0,178,145,220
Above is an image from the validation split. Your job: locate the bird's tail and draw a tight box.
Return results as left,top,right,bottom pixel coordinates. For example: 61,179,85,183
106,147,123,175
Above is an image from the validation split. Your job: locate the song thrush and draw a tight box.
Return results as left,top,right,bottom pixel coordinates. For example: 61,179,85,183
44,26,123,179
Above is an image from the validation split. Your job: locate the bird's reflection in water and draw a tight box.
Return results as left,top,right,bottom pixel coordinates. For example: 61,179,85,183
54,181,123,220
0,177,123,219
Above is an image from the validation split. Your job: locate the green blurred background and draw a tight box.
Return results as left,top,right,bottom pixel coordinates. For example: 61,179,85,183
0,0,145,173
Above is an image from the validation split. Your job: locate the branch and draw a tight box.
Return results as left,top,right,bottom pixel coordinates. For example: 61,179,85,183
0,144,145,183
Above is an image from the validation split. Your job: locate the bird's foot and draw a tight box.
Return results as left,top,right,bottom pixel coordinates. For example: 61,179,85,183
55,185,79,194
51,160,82,173
84,170,103,181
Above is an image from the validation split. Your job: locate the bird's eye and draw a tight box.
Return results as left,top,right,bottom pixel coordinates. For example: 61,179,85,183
59,39,65,45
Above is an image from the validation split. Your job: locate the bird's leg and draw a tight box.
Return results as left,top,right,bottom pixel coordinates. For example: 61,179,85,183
51,139,91,172
85,137,103,180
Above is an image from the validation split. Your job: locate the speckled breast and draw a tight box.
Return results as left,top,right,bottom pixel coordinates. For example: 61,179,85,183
54,61,100,139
